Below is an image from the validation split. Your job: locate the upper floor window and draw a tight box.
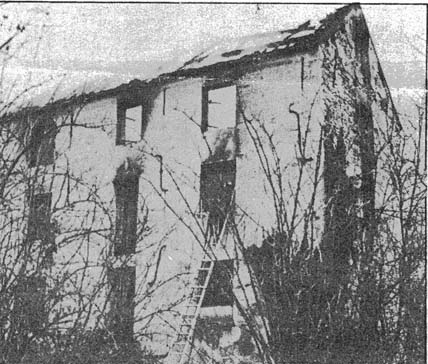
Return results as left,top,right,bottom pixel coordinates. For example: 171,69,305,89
201,84,237,133
27,118,56,167
117,105,143,144
114,172,139,256
116,89,156,145
28,192,52,241
117,92,146,145
200,159,236,238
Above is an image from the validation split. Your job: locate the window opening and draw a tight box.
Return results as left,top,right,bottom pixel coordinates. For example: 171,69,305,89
27,192,52,241
15,274,47,333
27,119,56,167
202,84,236,133
114,173,139,256
200,160,236,238
108,266,135,342
201,259,234,307
117,104,143,144
125,105,142,142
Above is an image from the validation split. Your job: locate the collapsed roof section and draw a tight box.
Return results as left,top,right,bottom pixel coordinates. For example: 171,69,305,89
177,21,318,72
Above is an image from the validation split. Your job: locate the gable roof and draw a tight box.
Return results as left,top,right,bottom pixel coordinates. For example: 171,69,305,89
7,3,361,114
178,21,319,72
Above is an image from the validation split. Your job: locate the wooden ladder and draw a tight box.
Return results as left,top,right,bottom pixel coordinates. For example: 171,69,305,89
167,259,215,364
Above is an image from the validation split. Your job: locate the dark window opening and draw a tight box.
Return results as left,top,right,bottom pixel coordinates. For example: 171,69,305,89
116,89,157,145
28,192,52,242
117,94,146,145
108,266,135,343
14,274,47,334
117,105,143,144
201,259,234,307
114,173,139,256
27,119,56,167
200,160,236,239
201,84,237,133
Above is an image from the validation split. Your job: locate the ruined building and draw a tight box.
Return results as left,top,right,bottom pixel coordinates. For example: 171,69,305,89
2,4,400,364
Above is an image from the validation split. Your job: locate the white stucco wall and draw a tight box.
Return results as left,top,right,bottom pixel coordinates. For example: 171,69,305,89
28,50,328,360
7,9,397,360
122,53,327,361
235,54,325,250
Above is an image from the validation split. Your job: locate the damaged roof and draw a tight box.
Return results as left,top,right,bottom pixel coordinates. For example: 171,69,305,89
177,21,319,72
8,4,357,112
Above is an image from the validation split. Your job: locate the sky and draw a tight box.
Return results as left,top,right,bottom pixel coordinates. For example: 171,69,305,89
2,3,426,110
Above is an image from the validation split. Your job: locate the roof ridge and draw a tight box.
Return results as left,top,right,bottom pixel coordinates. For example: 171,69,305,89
6,3,360,113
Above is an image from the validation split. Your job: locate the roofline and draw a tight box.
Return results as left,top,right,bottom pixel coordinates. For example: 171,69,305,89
6,3,364,118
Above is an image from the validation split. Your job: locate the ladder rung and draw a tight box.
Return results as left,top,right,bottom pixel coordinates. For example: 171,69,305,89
173,341,186,346
185,312,196,320
191,293,202,297
190,292,203,296
184,308,197,313
174,339,186,345
181,314,195,318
